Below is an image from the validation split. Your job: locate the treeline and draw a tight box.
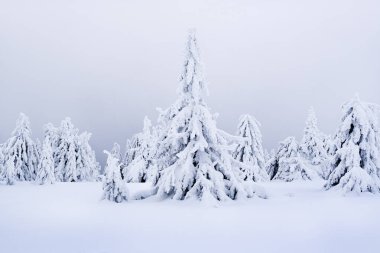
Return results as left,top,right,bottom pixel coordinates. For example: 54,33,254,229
0,115,100,185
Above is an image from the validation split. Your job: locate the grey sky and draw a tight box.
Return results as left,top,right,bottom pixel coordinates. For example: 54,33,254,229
1,0,379,165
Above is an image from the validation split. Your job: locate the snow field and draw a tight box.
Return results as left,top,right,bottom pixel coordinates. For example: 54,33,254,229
0,181,379,253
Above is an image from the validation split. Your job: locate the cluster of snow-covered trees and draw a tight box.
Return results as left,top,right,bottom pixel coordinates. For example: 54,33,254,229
1,31,379,203
0,114,100,185
103,31,380,203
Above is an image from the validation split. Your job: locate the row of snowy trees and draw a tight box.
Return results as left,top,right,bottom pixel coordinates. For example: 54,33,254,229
102,31,380,203
0,115,100,185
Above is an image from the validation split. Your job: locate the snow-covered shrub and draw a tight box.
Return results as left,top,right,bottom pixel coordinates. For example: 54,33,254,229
35,136,55,185
102,150,129,203
268,137,317,182
232,114,269,182
299,107,329,178
150,31,265,201
3,113,39,181
325,96,380,193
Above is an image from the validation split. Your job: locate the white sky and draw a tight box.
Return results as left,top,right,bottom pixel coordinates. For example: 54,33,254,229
1,0,379,165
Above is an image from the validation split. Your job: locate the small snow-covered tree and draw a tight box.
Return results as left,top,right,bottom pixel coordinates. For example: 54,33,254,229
150,31,264,201
268,137,317,182
76,132,100,181
102,150,129,203
325,96,380,193
125,116,158,183
299,107,329,178
232,114,269,182
4,156,16,185
36,136,55,185
54,118,100,182
111,142,121,161
123,135,142,167
3,113,39,181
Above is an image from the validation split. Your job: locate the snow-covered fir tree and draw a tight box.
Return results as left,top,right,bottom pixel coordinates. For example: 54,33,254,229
123,135,142,167
111,142,122,161
232,114,269,182
44,123,59,153
267,137,317,182
3,113,39,181
125,116,158,183
149,31,264,201
299,107,329,178
4,156,16,185
102,150,129,203
35,136,55,185
325,96,380,193
76,132,100,181
53,118,100,182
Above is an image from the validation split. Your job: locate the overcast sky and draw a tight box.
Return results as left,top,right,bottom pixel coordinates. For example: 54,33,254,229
1,0,379,165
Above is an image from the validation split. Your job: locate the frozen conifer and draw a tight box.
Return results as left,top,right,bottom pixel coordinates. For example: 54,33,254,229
4,157,16,185
150,31,264,201
36,136,55,185
325,96,380,193
3,113,39,181
268,137,317,182
54,118,99,182
299,107,329,178
102,150,129,203
76,132,100,181
125,116,158,183
232,114,268,182
111,142,121,161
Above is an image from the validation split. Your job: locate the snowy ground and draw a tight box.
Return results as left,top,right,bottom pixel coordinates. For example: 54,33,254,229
0,181,379,253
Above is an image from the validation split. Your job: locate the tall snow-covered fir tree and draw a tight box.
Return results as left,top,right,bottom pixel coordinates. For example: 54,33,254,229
232,114,268,182
52,118,100,182
35,136,55,185
149,31,264,201
102,150,129,203
3,113,39,181
325,96,380,193
299,107,329,178
267,137,317,182
125,116,158,183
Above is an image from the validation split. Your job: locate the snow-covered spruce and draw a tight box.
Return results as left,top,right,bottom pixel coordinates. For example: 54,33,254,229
232,114,269,182
123,135,142,168
111,142,122,161
35,136,55,185
125,117,158,183
2,113,39,181
49,118,100,182
4,156,16,185
150,31,265,201
299,107,329,178
267,137,317,182
325,96,380,193
102,150,129,203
